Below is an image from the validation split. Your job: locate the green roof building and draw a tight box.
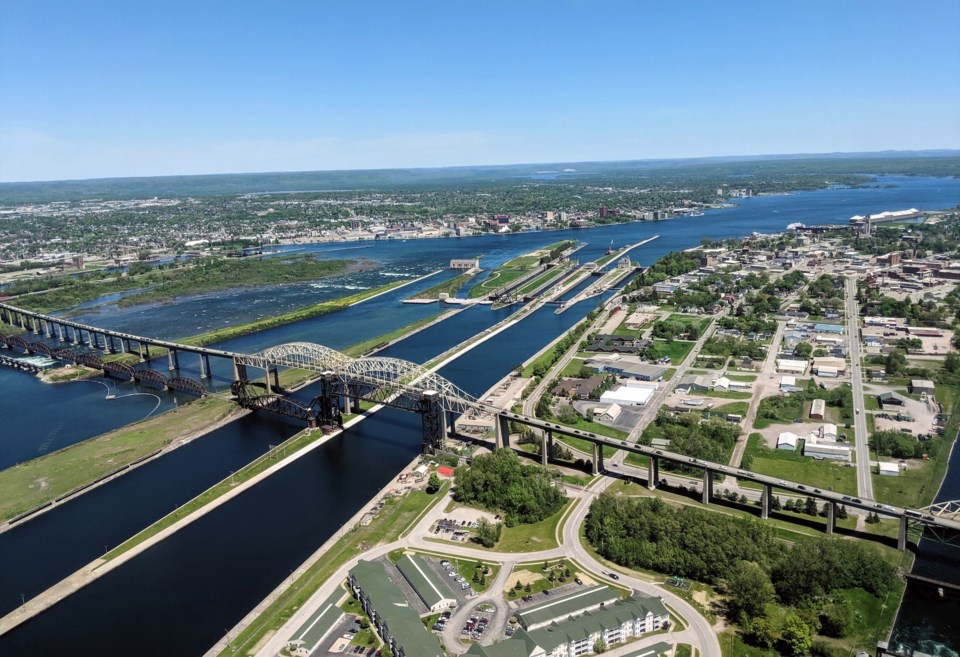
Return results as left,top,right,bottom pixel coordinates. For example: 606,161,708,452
466,594,669,657
348,559,444,657
515,585,618,630
396,553,456,612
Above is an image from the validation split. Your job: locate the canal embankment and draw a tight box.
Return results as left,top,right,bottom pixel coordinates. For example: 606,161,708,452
0,396,244,530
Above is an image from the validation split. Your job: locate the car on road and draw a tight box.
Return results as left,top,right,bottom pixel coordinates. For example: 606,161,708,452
655,450,663,455
575,577,583,585
855,409,860,414
813,488,822,493
797,485,806,491
607,572,620,580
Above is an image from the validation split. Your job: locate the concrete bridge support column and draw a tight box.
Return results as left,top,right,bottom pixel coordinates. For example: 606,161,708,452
19,313,27,331
494,414,511,449
592,442,604,475
540,431,550,467
31,317,40,335
702,470,713,504
898,516,908,551
198,354,211,379
56,324,64,342
825,501,835,535
167,349,179,371
447,411,456,437
43,320,52,339
347,385,362,414
761,484,772,520
647,456,659,490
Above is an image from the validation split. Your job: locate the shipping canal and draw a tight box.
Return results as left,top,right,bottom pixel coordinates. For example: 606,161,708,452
1,176,960,654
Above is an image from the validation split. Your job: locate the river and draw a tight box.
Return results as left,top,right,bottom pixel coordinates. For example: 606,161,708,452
0,175,959,653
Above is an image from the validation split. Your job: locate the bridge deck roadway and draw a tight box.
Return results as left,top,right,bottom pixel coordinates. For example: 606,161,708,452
0,302,242,359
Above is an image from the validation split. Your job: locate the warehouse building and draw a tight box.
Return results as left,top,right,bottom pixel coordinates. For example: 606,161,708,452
395,554,456,613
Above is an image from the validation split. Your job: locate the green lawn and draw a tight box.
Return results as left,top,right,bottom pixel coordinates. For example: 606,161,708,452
493,500,571,552
705,389,752,400
654,339,695,363
741,433,857,494
560,358,586,376
665,313,713,334
508,559,583,596
725,373,757,382
468,254,541,298
515,266,568,296
713,402,749,416
0,396,239,522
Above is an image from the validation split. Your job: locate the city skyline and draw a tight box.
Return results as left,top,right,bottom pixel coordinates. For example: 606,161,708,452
2,0,959,182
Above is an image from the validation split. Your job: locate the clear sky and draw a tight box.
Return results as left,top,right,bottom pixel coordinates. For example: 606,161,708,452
1,0,958,182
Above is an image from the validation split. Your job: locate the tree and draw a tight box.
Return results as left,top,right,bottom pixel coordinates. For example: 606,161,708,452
724,560,775,619
472,518,502,547
593,638,608,653
379,645,393,657
427,473,441,493
744,616,778,649
819,598,853,638
804,496,818,516
945,351,960,373
780,613,813,656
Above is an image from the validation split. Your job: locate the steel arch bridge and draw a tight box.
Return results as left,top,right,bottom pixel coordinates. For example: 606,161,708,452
235,342,479,411
233,342,485,452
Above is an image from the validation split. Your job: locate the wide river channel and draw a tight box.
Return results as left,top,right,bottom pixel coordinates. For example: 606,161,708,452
1,175,959,655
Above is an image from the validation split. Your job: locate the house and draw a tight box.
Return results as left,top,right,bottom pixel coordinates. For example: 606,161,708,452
551,375,607,400
780,375,803,393
777,359,808,374
878,391,908,406
598,404,622,422
817,366,839,378
777,432,799,450
349,560,445,657
810,398,826,420
910,379,936,395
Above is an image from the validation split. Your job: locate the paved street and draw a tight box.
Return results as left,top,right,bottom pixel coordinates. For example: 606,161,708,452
846,276,874,500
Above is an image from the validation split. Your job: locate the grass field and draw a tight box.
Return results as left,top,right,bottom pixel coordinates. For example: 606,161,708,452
468,255,541,298
654,339,695,363
665,313,713,334
515,266,569,296
0,396,238,522
740,433,857,494
408,272,475,300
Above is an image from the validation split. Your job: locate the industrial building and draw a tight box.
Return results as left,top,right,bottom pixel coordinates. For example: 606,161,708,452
599,385,656,407
777,359,808,374
810,398,826,419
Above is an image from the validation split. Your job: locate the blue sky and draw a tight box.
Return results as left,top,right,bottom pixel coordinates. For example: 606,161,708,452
1,0,958,182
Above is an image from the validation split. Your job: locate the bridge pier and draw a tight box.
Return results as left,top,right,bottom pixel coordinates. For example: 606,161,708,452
43,320,52,339
825,501,835,535
899,516,908,551
168,349,180,371
198,353,212,379
761,484,772,519
592,442,604,475
56,323,64,342
494,414,511,449
120,338,130,353
702,470,713,504
138,342,151,361
348,384,362,414
647,456,659,490
540,430,552,467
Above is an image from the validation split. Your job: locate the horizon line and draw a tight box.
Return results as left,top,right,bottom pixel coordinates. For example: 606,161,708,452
3,148,960,187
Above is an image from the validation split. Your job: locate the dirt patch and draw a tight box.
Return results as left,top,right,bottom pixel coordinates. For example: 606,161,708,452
503,570,544,593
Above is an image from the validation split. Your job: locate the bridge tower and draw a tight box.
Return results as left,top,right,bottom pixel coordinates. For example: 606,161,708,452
420,390,447,454
315,372,343,427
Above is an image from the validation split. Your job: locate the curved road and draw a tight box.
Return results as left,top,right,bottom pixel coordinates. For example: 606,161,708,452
253,481,721,657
